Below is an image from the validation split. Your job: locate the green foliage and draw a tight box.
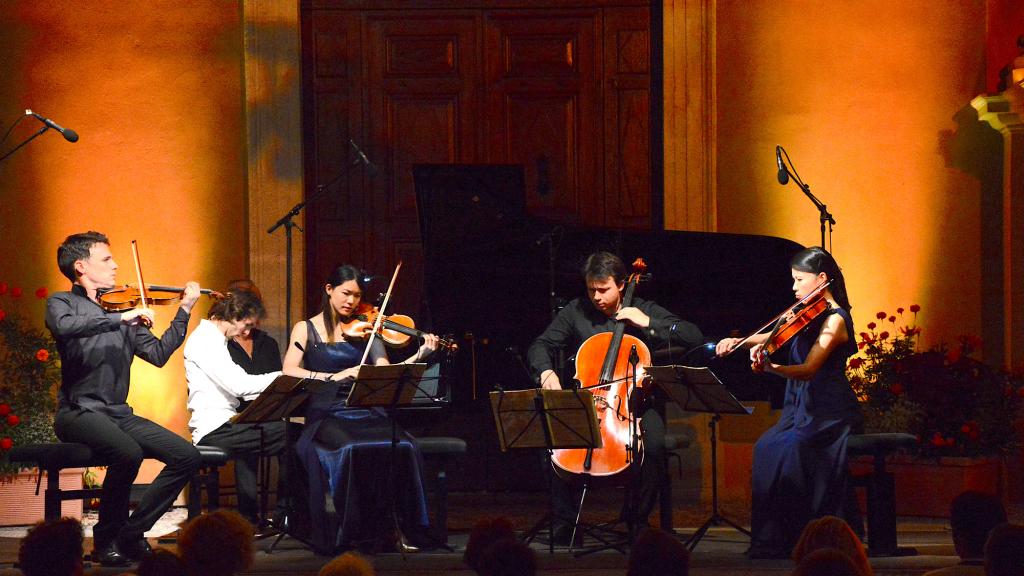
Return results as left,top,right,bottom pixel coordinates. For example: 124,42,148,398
0,285,59,475
847,306,1022,458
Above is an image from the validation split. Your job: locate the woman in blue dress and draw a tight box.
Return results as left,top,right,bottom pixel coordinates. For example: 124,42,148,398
282,265,439,554
715,247,862,558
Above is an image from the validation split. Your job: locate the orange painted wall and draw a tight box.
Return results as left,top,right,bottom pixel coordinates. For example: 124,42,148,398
715,1,990,356
0,3,246,481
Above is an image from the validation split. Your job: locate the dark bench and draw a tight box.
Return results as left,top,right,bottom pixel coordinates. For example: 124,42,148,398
8,442,230,522
846,432,918,556
417,436,467,545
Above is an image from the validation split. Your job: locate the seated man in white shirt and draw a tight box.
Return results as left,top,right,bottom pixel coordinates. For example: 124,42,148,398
184,290,286,527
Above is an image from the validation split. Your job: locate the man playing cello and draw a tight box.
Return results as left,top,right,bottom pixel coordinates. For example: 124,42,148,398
527,251,703,544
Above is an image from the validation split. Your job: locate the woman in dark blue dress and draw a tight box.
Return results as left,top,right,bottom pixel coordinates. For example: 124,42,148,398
282,265,439,553
716,247,862,558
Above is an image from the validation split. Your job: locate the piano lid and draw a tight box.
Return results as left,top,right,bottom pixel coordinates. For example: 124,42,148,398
414,164,804,404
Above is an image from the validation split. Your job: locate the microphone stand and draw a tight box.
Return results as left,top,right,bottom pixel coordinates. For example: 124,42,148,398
267,157,372,331
0,125,48,164
776,146,835,249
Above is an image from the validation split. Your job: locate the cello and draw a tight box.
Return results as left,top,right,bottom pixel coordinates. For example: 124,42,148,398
551,258,652,477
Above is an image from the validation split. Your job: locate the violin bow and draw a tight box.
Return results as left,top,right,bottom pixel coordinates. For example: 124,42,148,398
723,278,832,357
130,240,150,320
359,261,402,365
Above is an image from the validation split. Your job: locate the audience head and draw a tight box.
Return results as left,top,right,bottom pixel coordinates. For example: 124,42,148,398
792,515,871,576
950,490,1007,560
463,516,517,572
984,523,1024,576
626,527,690,576
17,517,84,576
177,509,255,576
318,551,375,576
136,548,186,576
477,537,537,576
791,548,863,576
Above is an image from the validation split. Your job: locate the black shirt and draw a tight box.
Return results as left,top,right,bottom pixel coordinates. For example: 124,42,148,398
45,284,191,416
526,295,703,384
227,329,282,375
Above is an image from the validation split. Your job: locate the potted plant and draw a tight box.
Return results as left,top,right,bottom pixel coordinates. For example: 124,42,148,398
0,282,82,524
846,306,1023,516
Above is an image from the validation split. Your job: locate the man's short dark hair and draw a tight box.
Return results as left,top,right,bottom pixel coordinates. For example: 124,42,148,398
950,491,1006,558
582,251,626,284
57,231,109,282
17,517,84,576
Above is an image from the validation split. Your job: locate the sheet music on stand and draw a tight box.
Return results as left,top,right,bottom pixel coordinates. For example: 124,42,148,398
231,375,313,424
644,365,752,416
489,389,602,451
346,363,428,408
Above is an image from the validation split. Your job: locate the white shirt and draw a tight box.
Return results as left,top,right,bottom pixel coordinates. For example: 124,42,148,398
185,319,281,444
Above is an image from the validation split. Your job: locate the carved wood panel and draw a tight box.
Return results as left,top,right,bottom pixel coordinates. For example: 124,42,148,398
484,10,601,226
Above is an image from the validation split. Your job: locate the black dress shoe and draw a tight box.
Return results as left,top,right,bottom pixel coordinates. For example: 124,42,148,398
116,536,153,562
91,541,131,567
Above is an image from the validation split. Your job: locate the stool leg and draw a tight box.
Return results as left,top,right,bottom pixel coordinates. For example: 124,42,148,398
435,458,449,544
45,466,61,521
207,468,221,512
188,473,202,519
659,455,673,531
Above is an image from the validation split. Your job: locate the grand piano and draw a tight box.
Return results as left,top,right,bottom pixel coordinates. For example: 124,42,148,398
413,164,805,409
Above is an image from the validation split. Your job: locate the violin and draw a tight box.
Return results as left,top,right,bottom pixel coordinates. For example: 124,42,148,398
723,279,833,371
551,258,650,478
341,302,458,351
98,284,219,312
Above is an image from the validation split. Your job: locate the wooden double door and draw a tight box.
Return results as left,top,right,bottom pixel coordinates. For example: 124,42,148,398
302,1,654,317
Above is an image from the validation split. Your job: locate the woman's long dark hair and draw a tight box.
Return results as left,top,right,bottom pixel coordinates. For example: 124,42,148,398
790,247,851,311
320,265,369,344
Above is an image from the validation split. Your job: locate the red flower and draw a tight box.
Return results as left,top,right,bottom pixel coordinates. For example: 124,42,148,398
891,383,904,396
879,331,890,340
0,282,6,295
0,404,9,416
910,304,921,313
858,342,866,350
961,424,971,434
848,358,863,369
867,322,877,330
897,307,905,314
0,438,11,451
34,286,48,299
0,309,5,322
888,315,896,323
946,348,962,364
6,414,19,427
10,287,22,298
946,437,956,446
35,349,49,362
876,311,887,320
930,433,945,447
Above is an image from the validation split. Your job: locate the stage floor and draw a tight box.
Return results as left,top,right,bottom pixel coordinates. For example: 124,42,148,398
0,491,995,575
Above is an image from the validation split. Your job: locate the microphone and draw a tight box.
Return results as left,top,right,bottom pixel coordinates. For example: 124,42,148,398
27,110,78,143
629,344,639,366
348,139,378,176
775,145,789,185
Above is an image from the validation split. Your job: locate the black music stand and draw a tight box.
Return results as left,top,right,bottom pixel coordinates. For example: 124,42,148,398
345,363,430,554
490,388,603,553
644,365,753,551
231,375,317,552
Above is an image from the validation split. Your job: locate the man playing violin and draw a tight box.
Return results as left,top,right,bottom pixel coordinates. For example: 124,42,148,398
45,231,203,567
527,251,703,545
